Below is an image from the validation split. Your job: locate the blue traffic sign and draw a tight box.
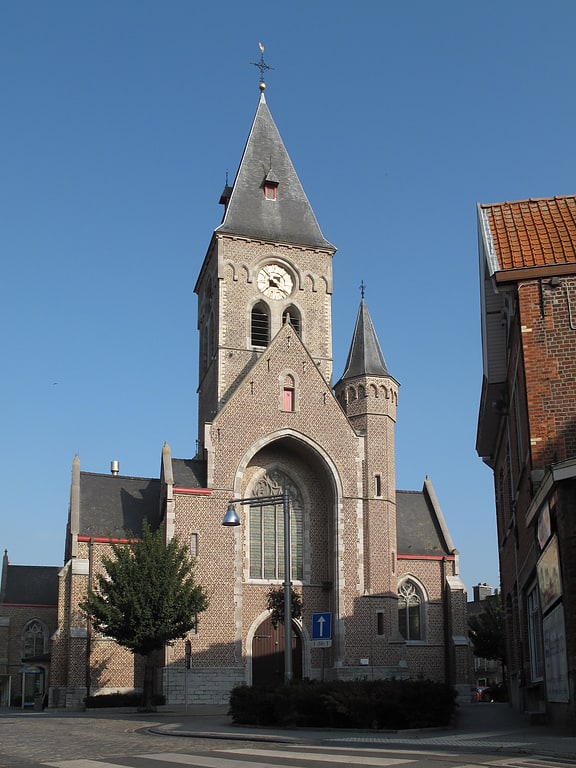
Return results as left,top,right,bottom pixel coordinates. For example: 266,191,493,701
311,611,332,640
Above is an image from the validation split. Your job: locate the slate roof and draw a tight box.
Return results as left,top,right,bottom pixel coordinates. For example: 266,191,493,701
2,565,59,606
337,299,392,384
216,92,334,250
172,459,207,489
396,489,452,556
79,472,161,538
480,196,576,272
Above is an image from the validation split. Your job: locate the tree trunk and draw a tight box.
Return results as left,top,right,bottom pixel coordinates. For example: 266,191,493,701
140,660,156,712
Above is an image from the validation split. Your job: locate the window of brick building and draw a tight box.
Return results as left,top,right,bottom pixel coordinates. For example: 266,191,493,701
398,580,424,641
22,620,47,658
527,583,544,681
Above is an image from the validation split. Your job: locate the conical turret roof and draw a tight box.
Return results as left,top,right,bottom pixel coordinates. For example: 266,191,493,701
338,299,393,383
216,92,334,250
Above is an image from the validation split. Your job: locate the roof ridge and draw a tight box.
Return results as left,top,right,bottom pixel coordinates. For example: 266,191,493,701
480,194,576,210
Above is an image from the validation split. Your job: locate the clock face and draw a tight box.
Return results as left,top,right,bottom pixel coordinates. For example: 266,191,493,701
257,264,293,300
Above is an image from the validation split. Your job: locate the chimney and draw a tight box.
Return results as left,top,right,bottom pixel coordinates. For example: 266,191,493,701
111,460,120,476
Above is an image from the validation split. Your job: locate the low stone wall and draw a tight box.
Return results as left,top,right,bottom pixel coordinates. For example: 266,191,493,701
162,667,245,706
49,686,87,710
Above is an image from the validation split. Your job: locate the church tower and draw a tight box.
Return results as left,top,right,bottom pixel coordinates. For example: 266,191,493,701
335,299,399,597
195,83,335,454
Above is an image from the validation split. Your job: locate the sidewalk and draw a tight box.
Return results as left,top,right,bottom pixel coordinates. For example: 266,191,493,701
148,701,576,758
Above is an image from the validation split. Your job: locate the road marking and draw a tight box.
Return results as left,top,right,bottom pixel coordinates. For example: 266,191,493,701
137,750,417,766
231,747,415,764
45,762,128,768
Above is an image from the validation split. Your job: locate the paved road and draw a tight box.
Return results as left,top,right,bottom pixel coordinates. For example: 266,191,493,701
1,703,576,768
38,745,576,768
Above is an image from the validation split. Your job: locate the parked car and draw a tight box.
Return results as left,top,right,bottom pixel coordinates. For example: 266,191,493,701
475,686,490,701
479,682,506,702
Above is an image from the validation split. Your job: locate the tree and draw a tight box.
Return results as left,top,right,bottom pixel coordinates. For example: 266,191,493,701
80,520,209,710
265,586,302,629
468,592,506,664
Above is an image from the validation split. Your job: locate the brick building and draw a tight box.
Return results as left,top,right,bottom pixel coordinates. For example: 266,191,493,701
477,195,576,726
44,81,470,708
467,583,502,690
0,552,59,707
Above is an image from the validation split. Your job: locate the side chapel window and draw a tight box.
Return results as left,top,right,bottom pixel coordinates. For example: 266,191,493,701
249,470,303,581
23,619,47,658
398,580,424,641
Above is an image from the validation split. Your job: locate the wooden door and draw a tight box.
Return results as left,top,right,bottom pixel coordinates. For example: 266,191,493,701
251,615,302,687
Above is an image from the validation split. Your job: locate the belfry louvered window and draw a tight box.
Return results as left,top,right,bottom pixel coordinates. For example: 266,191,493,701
282,306,301,337
251,302,270,347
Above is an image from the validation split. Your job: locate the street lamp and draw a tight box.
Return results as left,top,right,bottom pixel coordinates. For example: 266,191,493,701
222,487,293,682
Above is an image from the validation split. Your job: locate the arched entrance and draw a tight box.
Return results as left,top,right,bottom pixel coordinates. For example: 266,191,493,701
252,615,302,687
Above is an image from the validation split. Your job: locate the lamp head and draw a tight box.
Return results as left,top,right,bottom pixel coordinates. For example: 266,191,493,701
222,503,241,526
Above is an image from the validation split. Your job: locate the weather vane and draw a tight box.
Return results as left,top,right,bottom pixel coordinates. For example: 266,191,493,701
252,42,273,90
360,280,366,299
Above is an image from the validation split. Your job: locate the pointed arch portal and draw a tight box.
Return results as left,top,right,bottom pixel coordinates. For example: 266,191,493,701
251,615,302,687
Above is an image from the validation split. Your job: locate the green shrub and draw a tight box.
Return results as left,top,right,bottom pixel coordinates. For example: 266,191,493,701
229,679,457,729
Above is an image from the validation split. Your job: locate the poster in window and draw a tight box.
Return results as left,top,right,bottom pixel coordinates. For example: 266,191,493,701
537,501,551,550
537,535,562,614
543,604,569,703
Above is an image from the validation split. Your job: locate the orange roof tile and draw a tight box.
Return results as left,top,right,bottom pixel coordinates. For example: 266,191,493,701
480,195,576,271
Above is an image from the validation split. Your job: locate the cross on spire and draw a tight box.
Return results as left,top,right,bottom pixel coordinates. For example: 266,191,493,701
251,42,273,90
360,280,366,299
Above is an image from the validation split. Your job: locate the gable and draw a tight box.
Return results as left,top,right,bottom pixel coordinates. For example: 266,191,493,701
208,322,359,485
396,488,453,556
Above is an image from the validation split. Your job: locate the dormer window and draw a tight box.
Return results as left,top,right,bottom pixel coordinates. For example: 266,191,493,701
262,169,279,201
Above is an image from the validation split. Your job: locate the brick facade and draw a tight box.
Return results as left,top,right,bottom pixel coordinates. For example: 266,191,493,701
477,197,576,727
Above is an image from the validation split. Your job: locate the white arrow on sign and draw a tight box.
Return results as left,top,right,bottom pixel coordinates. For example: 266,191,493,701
317,615,326,637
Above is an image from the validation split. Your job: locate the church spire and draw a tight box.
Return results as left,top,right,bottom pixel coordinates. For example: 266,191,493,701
338,298,393,383
215,82,334,250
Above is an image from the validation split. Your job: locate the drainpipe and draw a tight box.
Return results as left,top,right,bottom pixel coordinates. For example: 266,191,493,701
85,537,94,701
442,557,452,685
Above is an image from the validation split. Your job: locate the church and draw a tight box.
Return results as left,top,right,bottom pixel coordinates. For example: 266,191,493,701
41,72,470,707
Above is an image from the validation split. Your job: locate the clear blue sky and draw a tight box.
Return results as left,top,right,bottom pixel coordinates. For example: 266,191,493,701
2,1,575,596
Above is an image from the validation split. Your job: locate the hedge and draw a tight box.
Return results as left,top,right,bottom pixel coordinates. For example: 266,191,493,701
229,679,457,729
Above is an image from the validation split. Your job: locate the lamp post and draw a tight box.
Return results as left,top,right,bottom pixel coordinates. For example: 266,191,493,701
222,487,293,682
